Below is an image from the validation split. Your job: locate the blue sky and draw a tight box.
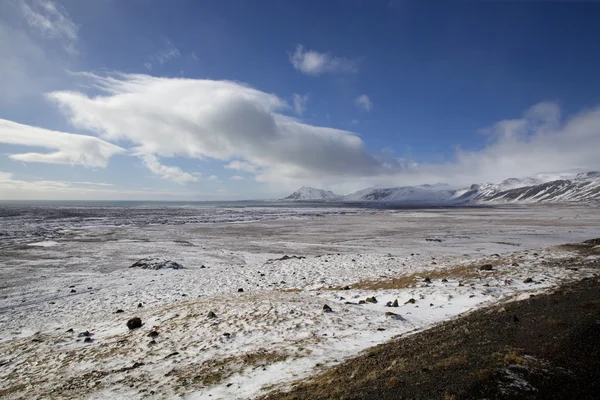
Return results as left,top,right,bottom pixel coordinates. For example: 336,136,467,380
1,0,600,200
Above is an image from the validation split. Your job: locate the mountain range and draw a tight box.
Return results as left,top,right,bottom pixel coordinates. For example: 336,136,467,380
282,171,600,204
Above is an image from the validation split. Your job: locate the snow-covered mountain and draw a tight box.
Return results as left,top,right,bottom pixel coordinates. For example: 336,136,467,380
344,184,456,203
282,186,340,201
474,172,600,204
281,171,600,205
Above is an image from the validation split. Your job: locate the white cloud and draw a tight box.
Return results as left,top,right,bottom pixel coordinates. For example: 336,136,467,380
0,118,125,167
19,0,78,55
225,160,258,173
139,154,198,184
293,93,309,116
37,71,600,193
48,73,389,184
355,94,373,112
289,45,357,75
230,175,245,180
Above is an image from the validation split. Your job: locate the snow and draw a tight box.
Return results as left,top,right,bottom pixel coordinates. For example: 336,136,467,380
26,240,60,247
282,186,340,201
281,170,600,205
0,204,599,399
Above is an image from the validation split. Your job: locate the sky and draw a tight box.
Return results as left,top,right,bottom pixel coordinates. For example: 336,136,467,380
1,0,600,200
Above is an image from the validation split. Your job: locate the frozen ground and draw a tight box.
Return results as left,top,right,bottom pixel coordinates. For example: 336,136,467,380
0,204,599,399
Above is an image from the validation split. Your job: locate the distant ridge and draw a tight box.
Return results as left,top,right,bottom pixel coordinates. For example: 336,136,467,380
281,171,600,204
282,186,340,201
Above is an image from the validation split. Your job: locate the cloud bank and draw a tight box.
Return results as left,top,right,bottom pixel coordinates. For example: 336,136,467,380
47,73,393,184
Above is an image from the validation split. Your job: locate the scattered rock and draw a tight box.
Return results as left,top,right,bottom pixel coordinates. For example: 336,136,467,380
365,296,378,304
238,288,244,293
430,303,434,307
386,301,393,307
66,328,74,333
523,277,533,283
127,317,143,330
223,332,231,337
492,254,500,257
78,331,93,337
512,262,520,267
200,265,206,269
358,300,366,304
441,278,448,283
83,337,93,343
323,304,333,313
424,277,431,283
377,328,386,331
148,339,157,346
392,299,399,307
207,311,217,319
147,331,159,338
130,258,184,270
70,289,77,293
404,298,416,304
165,352,179,359
425,238,442,242
115,309,124,314
342,286,351,290
458,282,465,287
479,264,494,271
138,303,143,308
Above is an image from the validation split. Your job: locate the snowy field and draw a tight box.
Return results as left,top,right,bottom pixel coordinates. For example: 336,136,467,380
1,204,599,399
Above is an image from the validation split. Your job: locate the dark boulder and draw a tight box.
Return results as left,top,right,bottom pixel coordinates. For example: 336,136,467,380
127,317,143,330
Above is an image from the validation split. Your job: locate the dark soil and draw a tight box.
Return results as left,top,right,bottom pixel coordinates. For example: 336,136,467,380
262,275,600,400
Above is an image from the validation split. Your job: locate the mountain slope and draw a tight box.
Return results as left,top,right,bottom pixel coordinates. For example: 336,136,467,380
281,171,600,204
477,172,600,203
282,187,340,201
344,185,457,203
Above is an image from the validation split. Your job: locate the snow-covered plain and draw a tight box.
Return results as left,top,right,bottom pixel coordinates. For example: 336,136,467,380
0,204,599,399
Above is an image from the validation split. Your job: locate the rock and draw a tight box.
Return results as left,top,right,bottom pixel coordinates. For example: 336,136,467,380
404,298,416,304
342,286,351,290
386,301,392,307
523,277,533,283
512,262,519,267
492,254,500,257
165,352,179,359
223,332,231,337
148,339,157,346
200,265,206,269
425,238,442,242
127,317,143,330
207,311,217,319
78,331,93,337
365,296,378,304
430,303,434,307
66,328,74,333
323,304,333,313
358,300,366,304
147,331,159,338
130,258,184,270
70,289,77,293
479,264,494,271
83,337,93,343
458,282,465,287
238,288,244,293
424,277,431,283
441,278,448,283
115,309,124,314
138,303,143,308
392,299,399,307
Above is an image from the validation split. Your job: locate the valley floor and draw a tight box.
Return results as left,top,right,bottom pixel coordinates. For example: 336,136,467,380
0,204,599,399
